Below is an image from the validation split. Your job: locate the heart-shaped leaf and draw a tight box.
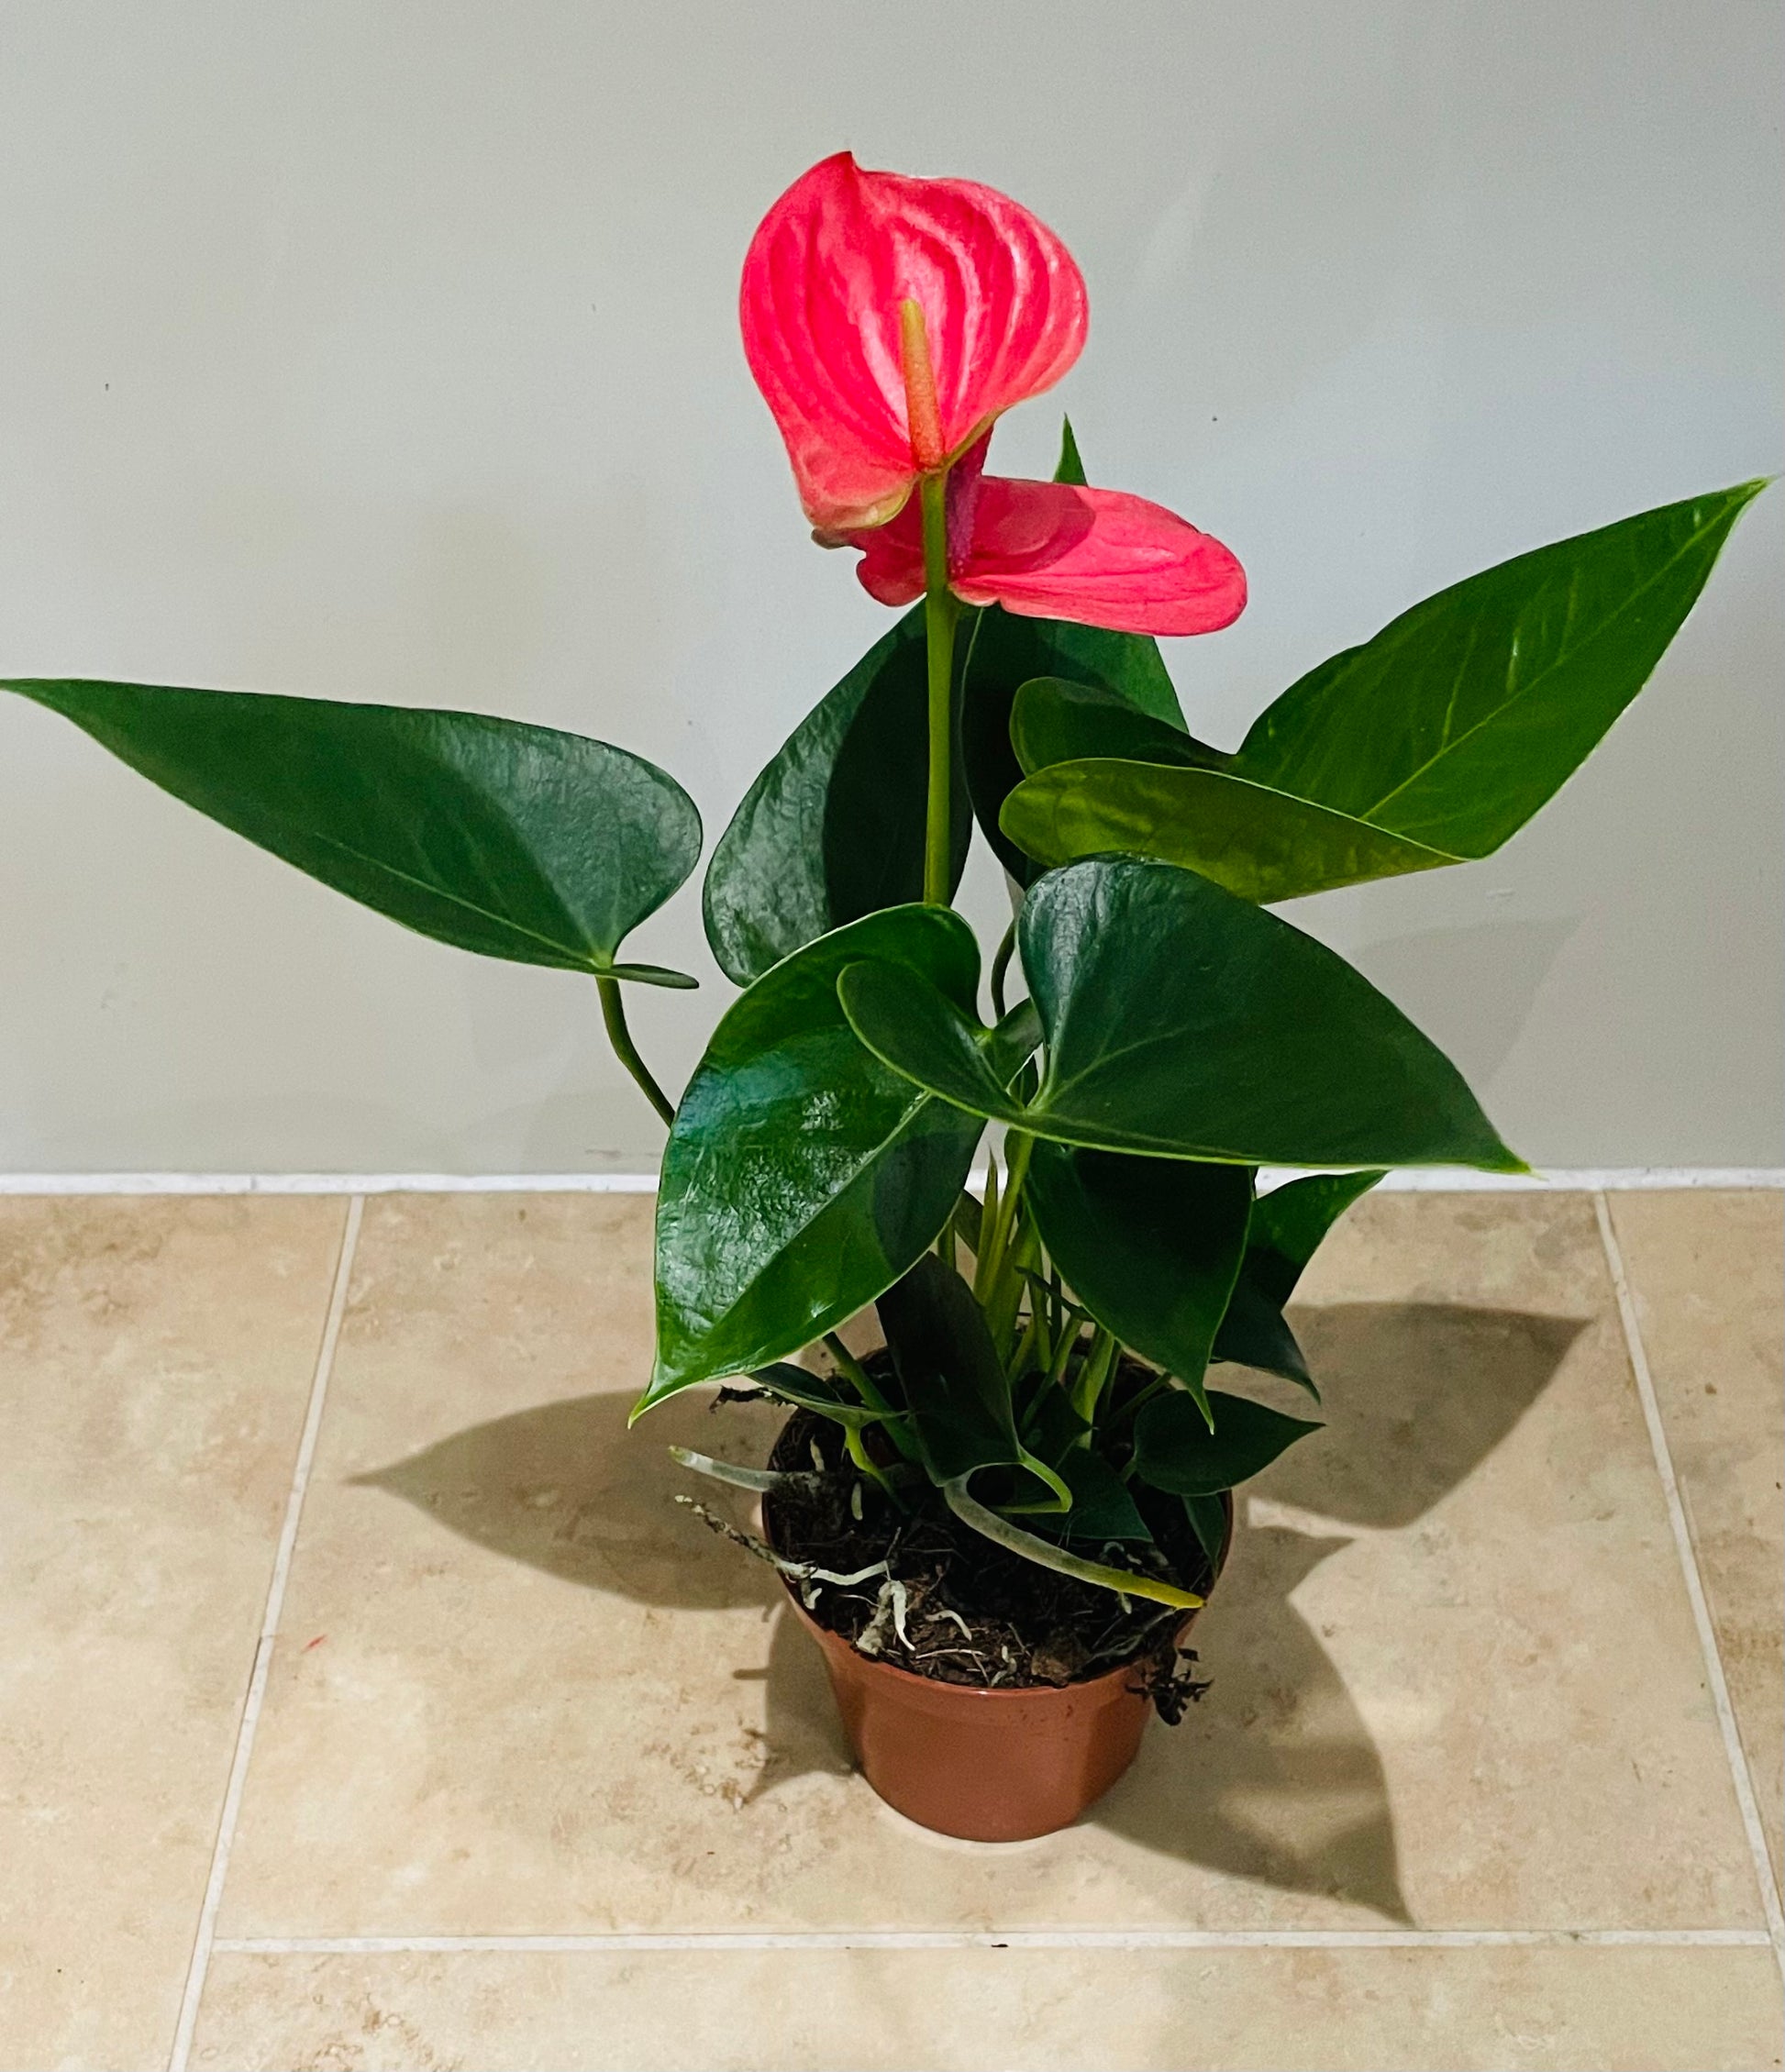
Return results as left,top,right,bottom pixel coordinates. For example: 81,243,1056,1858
3,679,702,981
1001,758,1458,903
1134,1389,1322,1497
642,905,984,1405
1232,482,1766,857
839,857,1524,1173
1011,678,1226,779
1026,1145,1253,1417
1212,1169,1386,1391
701,606,971,985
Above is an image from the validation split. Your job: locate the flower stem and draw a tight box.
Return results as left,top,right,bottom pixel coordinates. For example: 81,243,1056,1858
918,471,958,905
596,975,675,1127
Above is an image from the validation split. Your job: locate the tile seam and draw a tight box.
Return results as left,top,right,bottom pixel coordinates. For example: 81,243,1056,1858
1593,1191,1785,1989
165,1193,365,2072
206,1930,1775,1954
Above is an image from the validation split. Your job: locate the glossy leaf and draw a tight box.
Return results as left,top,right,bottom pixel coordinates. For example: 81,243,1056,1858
1232,482,1767,856
876,1253,1022,1482
1134,1389,1322,1497
1011,678,1225,778
642,905,984,1403
701,606,970,985
837,958,1015,1121
1026,1144,1253,1417
1001,758,1458,903
1249,1170,1389,1303
1212,1169,1385,1391
841,856,1525,1173
3,679,702,981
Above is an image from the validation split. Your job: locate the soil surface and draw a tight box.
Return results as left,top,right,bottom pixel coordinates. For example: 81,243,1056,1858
755,1372,1220,1707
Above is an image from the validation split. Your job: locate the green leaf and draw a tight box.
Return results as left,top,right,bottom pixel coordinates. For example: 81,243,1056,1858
748,1363,893,1432
1019,1381,1092,1466
1011,678,1225,778
641,905,984,1404
1049,1447,1153,1543
1212,1170,1385,1391
959,427,1193,882
3,679,702,981
1026,1146,1253,1418
837,959,1015,1120
876,1253,1022,1483
1054,416,1089,487
1001,759,1459,903
1182,1491,1229,1572
840,856,1525,1173
1232,482,1767,857
1248,1170,1388,1304
1134,1389,1322,1497
701,605,971,985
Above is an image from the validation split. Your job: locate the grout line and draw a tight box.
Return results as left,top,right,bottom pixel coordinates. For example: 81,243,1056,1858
166,1194,366,2072
1593,1191,1785,1991
209,1929,1774,1955
1,1167,1780,1197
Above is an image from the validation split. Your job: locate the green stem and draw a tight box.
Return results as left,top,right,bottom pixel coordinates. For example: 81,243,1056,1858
989,920,1016,1021
823,1333,919,1461
1070,1328,1120,1426
983,1130,1037,1357
823,1332,888,1412
596,976,675,1126
1103,1368,1173,1438
918,471,959,906
844,1424,904,1508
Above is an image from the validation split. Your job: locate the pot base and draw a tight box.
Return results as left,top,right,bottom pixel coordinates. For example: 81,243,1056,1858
791,1595,1174,1841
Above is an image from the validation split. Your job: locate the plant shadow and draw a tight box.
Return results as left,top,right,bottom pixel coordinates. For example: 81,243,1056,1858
354,1298,1583,1924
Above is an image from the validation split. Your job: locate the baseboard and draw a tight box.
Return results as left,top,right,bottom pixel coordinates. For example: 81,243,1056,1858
0,1168,1779,1195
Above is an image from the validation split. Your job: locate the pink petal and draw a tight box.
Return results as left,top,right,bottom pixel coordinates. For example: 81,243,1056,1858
740,153,1088,536
846,427,992,600
950,480,1247,637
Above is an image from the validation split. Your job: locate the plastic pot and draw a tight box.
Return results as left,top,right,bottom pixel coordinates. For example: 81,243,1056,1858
775,1496,1233,1843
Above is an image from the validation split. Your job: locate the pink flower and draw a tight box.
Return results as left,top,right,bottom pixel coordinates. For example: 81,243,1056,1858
740,153,1087,537
849,431,1247,637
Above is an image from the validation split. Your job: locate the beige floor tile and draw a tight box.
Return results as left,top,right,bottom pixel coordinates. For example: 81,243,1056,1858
1608,1191,1784,1879
0,1196,348,2072
219,1191,1762,1937
191,1944,1784,2071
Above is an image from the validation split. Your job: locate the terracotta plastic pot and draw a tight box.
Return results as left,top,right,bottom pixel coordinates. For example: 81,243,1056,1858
778,1497,1233,1844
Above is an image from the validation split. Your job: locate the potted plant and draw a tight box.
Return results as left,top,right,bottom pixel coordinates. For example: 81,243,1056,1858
3,153,1760,1844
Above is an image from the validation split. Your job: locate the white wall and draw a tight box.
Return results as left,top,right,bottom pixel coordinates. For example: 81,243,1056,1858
1,0,1778,1173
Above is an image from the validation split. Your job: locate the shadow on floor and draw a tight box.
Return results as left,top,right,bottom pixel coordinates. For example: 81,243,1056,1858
355,1299,1583,1923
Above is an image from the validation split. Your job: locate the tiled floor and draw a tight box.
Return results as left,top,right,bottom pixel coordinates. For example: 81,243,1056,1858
1,1190,1779,2071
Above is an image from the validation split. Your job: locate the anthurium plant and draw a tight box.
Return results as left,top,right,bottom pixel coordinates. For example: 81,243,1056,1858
5,153,1761,1648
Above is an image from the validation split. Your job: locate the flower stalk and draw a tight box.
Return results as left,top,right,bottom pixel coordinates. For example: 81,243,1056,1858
917,457,958,905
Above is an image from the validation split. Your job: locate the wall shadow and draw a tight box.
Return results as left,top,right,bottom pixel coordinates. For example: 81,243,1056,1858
355,1298,1583,1922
